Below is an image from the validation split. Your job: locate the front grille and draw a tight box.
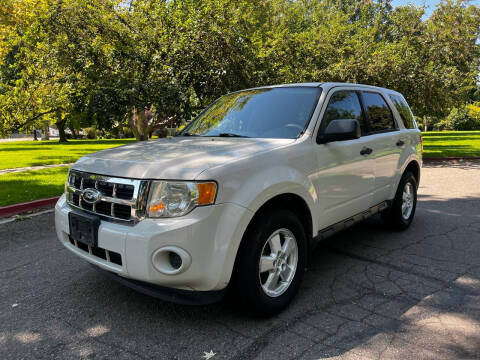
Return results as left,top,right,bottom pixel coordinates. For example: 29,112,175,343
97,181,114,197
116,184,134,200
66,170,148,224
113,204,131,219
69,236,122,266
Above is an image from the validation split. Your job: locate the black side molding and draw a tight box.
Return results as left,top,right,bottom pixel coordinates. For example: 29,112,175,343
313,201,391,245
92,265,226,305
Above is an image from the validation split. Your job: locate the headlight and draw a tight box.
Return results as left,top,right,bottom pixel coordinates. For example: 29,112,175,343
147,181,217,218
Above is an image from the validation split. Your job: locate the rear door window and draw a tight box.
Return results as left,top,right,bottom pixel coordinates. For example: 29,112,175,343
361,92,396,133
322,90,366,135
389,94,416,129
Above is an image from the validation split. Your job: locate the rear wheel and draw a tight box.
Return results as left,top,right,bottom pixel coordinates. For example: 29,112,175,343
382,171,417,231
233,209,307,316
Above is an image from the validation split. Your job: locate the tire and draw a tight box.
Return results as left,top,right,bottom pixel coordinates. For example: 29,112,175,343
381,171,417,231
233,209,307,316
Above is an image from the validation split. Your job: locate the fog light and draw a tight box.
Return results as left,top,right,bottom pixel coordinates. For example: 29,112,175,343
151,246,191,275
169,251,182,270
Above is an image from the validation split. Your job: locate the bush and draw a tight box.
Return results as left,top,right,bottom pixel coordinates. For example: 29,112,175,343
439,107,480,131
122,126,134,138
85,127,97,139
104,126,120,139
466,103,480,121
153,127,168,138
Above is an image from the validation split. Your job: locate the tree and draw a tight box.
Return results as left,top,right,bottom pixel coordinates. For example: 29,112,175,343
0,0,88,141
1,0,479,140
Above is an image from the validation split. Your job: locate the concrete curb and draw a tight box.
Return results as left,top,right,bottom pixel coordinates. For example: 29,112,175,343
0,197,59,218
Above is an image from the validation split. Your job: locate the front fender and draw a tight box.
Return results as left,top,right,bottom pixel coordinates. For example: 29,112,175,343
198,163,318,269
208,164,317,226
195,143,318,286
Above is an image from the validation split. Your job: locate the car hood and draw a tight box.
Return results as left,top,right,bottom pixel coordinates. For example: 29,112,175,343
71,137,294,179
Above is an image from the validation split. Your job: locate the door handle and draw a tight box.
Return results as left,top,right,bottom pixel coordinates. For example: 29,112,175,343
360,147,373,155
396,140,405,147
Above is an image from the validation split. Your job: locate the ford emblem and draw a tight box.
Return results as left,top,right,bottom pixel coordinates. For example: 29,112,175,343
82,188,101,204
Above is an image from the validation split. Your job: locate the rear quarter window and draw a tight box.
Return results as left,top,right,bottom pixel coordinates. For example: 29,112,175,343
389,94,416,129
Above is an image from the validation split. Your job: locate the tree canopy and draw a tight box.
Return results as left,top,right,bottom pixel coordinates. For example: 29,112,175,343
1,0,479,140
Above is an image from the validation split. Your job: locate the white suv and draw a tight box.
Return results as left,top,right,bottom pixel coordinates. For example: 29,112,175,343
55,83,422,315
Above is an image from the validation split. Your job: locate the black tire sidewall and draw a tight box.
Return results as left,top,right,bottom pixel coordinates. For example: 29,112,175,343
389,172,417,229
235,209,307,315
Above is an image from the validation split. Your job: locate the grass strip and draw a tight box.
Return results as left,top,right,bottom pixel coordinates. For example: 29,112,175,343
0,139,135,170
0,167,69,207
422,131,480,158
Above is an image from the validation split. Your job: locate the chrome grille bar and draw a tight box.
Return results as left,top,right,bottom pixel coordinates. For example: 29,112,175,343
66,170,148,224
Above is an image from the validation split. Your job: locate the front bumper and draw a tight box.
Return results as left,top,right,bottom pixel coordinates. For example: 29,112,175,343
92,265,226,305
55,194,252,292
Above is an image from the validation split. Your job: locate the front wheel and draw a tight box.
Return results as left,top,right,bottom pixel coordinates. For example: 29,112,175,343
382,171,417,231
233,209,307,316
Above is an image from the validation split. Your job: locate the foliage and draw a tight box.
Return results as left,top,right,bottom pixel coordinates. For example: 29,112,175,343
85,127,98,139
422,131,480,158
1,0,479,141
466,103,480,120
438,106,480,130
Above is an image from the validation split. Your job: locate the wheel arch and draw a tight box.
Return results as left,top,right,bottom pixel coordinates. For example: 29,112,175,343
246,193,314,246
404,160,420,188
230,192,314,287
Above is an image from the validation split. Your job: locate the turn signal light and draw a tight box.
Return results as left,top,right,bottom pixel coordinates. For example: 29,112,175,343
197,182,217,205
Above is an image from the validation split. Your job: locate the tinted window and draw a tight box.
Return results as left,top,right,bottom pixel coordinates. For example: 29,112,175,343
322,91,365,134
362,92,396,132
389,94,415,129
180,87,321,139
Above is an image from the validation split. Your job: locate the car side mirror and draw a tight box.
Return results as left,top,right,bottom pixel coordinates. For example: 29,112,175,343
317,119,361,144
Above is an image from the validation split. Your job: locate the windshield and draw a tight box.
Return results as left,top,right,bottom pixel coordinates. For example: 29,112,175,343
179,87,321,139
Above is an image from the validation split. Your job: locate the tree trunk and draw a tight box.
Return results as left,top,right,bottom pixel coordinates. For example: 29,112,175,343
128,108,150,141
70,126,77,139
56,119,68,143
42,123,49,140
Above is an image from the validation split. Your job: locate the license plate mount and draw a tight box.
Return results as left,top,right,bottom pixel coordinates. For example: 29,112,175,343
68,211,100,247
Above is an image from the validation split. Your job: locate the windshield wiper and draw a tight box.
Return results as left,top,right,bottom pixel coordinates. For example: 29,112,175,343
178,132,196,137
216,133,249,138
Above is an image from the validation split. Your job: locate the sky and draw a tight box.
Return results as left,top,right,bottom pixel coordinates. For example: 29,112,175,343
391,0,480,18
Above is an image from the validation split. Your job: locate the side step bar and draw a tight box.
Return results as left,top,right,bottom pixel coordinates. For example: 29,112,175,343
314,201,391,244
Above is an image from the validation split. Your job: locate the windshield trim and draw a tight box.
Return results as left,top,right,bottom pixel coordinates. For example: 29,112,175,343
177,86,322,139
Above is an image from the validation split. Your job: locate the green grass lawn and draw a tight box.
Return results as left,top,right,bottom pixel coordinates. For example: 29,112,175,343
422,131,480,158
0,139,135,170
0,167,69,207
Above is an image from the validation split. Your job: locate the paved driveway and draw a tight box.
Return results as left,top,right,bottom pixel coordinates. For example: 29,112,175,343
1,161,480,359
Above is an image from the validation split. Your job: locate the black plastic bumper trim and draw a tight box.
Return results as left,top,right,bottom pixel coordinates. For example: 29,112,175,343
92,265,226,305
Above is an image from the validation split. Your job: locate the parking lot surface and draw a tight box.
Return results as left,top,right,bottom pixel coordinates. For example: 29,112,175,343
1,161,480,359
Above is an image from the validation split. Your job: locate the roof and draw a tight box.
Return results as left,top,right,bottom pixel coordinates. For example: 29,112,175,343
229,82,403,97
255,82,402,96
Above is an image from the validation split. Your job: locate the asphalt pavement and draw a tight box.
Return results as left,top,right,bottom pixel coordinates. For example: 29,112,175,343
1,161,480,359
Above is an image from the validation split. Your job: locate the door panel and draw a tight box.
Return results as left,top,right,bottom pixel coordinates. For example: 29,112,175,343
312,89,375,229
360,91,402,204
313,138,375,229
368,132,403,204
